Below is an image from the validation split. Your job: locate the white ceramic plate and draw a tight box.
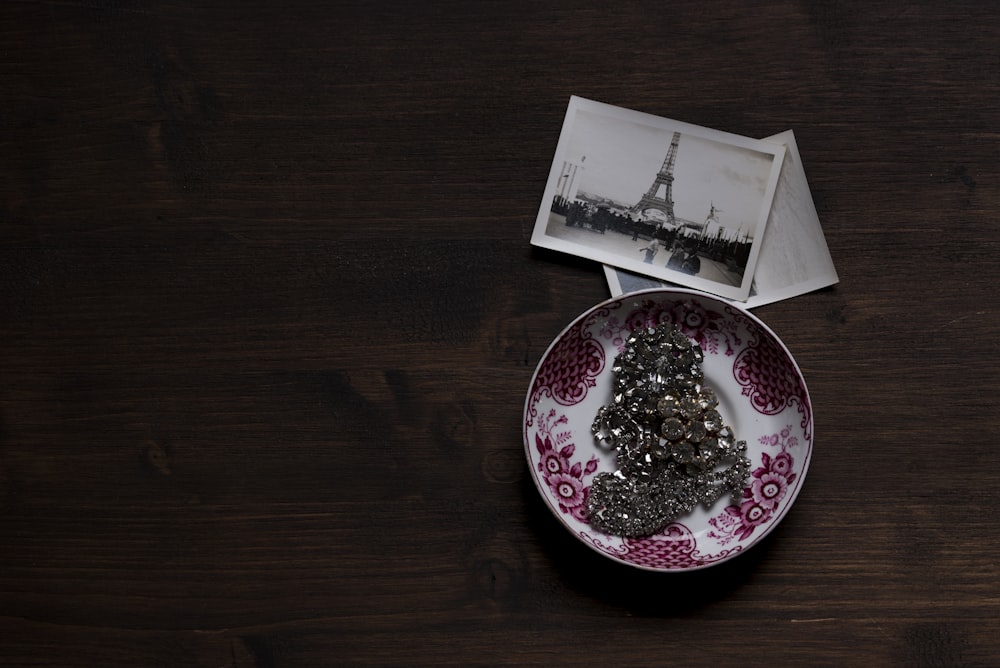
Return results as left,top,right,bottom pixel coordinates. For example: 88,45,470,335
523,288,812,571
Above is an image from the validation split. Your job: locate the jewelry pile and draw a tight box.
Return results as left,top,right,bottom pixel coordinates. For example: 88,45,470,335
586,324,750,537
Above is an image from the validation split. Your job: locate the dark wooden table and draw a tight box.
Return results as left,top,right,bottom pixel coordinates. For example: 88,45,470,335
2,2,999,666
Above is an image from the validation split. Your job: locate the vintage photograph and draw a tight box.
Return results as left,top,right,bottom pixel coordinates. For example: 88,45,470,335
604,130,839,308
530,96,786,301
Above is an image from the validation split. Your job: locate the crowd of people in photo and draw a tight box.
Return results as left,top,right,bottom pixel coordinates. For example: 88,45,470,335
551,196,752,277
641,236,701,275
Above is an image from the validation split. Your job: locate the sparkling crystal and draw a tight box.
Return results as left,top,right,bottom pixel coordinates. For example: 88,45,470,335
650,439,669,459
699,436,720,459
678,396,700,419
623,390,645,415
698,387,718,409
687,421,707,443
661,417,684,440
657,394,678,416
717,427,735,451
672,441,696,463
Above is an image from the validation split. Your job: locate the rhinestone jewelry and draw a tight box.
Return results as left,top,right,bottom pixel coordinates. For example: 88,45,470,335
587,324,750,538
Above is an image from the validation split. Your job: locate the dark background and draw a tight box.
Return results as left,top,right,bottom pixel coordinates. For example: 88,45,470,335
2,1,998,666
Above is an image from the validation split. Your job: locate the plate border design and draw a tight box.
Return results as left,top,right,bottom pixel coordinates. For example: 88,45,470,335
524,288,813,572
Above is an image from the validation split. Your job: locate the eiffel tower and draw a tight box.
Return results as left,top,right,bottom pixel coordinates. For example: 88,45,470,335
630,131,680,226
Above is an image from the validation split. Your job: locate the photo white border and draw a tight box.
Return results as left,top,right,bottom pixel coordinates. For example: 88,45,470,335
531,96,785,302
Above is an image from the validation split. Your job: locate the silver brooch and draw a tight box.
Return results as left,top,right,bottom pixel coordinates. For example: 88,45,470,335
587,324,750,537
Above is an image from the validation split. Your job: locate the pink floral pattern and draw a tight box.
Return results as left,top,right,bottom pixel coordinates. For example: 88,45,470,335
525,318,605,428
534,409,599,522
708,426,800,544
524,290,812,572
614,297,745,355
733,330,813,441
582,525,744,570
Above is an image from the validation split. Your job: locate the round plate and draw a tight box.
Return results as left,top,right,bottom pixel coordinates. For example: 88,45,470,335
523,288,812,572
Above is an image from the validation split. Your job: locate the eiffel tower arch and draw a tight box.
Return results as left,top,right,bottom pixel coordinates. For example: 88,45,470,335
630,131,680,227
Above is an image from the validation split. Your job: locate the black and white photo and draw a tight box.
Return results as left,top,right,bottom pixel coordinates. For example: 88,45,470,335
604,130,839,308
531,96,785,302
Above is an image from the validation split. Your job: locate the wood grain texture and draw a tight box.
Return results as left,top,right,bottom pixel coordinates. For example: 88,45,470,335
1,1,998,666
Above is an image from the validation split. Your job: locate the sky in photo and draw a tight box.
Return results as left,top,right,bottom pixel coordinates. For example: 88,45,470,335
564,110,776,238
